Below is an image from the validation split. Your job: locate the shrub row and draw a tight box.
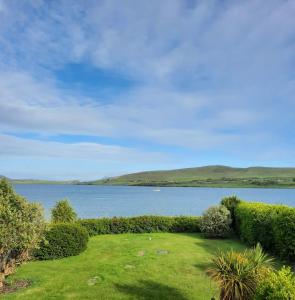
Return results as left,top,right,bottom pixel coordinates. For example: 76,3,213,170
235,201,295,261
78,215,200,236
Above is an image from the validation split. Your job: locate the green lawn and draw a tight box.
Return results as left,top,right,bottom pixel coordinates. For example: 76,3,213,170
3,233,246,300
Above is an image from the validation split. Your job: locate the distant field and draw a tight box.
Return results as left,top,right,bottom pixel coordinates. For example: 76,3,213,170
85,165,295,188
4,233,246,300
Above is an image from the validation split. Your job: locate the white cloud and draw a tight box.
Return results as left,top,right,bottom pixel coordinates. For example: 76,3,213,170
0,0,294,177
0,133,166,163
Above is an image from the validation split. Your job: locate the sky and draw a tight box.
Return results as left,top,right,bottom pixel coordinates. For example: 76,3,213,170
0,0,295,180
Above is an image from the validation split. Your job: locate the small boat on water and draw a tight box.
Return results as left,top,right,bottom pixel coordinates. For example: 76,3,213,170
153,188,161,192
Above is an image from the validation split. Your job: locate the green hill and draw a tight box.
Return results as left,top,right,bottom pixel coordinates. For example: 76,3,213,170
0,176,80,185
85,165,295,188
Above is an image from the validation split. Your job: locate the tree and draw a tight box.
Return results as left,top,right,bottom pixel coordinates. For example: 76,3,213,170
51,199,77,223
220,195,241,230
0,179,45,287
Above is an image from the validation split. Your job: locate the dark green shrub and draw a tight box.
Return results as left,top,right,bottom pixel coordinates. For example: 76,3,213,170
254,266,295,300
199,205,232,238
79,216,200,236
35,223,89,260
235,201,295,260
220,195,241,230
51,199,77,223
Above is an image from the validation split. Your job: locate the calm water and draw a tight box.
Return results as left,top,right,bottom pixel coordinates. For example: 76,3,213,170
14,184,295,219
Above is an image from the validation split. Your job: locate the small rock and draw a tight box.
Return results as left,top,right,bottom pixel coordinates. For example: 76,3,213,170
137,250,145,256
124,264,135,269
87,276,102,286
157,249,169,255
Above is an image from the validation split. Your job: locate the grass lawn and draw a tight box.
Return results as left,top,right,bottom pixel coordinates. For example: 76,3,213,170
3,233,246,300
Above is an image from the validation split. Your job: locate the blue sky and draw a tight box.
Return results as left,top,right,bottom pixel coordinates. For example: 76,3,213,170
0,0,294,180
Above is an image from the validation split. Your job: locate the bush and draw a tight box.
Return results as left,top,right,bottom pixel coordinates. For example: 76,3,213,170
220,195,241,230
208,244,274,300
79,216,200,236
35,223,89,260
254,266,295,300
51,199,77,223
199,205,232,238
235,201,295,260
0,179,45,287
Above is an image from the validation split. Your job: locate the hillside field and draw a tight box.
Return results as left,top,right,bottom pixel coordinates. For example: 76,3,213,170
85,166,295,188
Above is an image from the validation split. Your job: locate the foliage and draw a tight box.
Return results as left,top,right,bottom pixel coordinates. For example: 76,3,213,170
5,233,246,299
0,179,45,287
235,201,295,260
220,195,241,230
208,244,274,300
51,199,77,223
254,266,295,300
79,216,200,236
199,205,232,238
34,223,89,260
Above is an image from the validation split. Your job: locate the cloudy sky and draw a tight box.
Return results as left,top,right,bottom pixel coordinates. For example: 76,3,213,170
0,0,294,180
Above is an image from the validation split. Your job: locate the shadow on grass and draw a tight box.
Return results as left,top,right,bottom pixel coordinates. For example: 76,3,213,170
180,233,246,255
115,280,188,300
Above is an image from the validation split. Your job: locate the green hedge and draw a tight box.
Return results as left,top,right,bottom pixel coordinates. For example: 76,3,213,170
35,223,89,260
78,215,200,236
235,201,295,261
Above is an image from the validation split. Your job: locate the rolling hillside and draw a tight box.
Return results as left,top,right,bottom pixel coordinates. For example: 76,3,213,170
85,166,295,188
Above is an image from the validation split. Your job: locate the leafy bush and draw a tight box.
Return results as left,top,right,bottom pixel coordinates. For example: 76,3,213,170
254,266,295,300
199,205,232,238
79,216,200,236
220,195,241,230
235,201,295,260
35,223,89,260
51,199,77,223
208,244,274,300
0,179,45,287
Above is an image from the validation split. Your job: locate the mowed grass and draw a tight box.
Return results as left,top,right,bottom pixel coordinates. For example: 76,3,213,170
3,233,246,300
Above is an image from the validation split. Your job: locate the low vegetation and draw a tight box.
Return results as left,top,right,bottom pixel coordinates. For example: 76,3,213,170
34,223,89,260
79,215,200,236
235,201,295,260
254,266,295,299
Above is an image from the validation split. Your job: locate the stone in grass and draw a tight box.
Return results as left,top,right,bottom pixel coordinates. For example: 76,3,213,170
124,264,135,270
157,249,169,255
137,250,145,257
87,276,102,286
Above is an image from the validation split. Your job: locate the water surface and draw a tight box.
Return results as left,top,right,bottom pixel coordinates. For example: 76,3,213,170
14,184,295,219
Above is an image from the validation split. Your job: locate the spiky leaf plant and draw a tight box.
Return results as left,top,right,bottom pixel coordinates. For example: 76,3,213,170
208,244,274,300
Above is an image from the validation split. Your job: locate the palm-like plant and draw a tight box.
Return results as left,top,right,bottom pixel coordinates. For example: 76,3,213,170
208,244,274,300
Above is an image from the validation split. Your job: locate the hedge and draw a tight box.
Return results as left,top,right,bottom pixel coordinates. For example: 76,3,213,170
78,215,200,236
35,223,89,260
235,201,295,261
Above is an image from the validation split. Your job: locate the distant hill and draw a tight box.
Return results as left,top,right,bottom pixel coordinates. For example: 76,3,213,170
84,165,295,188
0,176,80,185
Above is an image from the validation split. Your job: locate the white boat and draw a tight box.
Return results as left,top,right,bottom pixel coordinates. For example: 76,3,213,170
153,188,161,192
